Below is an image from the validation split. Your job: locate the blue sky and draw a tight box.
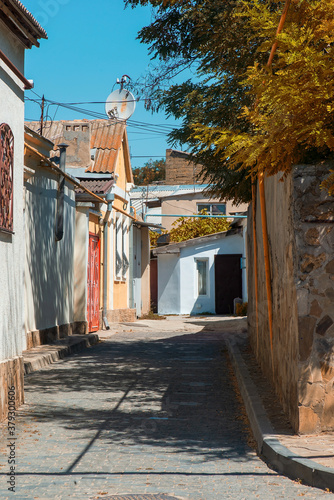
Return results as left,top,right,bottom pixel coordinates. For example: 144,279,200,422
23,0,183,169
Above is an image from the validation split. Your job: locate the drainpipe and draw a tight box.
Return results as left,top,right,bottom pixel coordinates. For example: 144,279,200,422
103,193,114,330
55,143,68,241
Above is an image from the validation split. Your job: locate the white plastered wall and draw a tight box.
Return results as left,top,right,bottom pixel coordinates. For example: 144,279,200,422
0,22,25,361
179,234,244,314
24,168,76,335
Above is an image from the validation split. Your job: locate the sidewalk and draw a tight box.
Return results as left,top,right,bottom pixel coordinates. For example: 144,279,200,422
227,334,334,492
21,315,334,494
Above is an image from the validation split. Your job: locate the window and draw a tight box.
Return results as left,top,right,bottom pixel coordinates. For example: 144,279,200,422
196,259,208,296
115,215,129,280
122,220,129,278
197,203,226,216
0,124,14,232
115,216,123,278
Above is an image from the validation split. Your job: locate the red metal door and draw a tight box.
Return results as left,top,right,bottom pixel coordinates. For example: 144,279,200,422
87,234,100,332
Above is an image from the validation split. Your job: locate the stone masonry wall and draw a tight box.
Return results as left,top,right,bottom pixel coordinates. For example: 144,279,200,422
248,161,334,433
293,163,334,433
165,149,203,185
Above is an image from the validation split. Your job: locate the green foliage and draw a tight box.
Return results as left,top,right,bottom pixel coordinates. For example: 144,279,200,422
194,0,334,187
133,159,165,185
150,210,231,247
124,0,261,203
170,209,230,243
149,229,167,247
235,302,248,317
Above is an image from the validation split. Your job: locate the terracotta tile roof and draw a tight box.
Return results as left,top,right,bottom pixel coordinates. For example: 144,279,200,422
25,119,127,174
75,179,114,195
88,120,126,173
5,0,47,40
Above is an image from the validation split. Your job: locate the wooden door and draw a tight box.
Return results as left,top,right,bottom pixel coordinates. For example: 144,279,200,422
87,234,100,332
214,254,242,314
150,258,158,313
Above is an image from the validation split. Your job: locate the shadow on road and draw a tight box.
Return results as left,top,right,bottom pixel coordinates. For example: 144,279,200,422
21,329,257,474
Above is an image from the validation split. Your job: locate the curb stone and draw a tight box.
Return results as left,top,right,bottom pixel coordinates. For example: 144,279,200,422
226,338,334,492
23,333,99,374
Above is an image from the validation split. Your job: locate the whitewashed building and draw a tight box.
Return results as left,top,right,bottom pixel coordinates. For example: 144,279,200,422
152,221,247,316
0,1,46,421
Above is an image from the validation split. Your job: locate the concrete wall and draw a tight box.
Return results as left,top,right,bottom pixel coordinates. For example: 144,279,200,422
161,192,248,231
0,21,26,421
248,162,334,433
25,168,76,336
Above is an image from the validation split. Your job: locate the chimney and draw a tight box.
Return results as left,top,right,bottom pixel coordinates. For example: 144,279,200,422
62,122,91,168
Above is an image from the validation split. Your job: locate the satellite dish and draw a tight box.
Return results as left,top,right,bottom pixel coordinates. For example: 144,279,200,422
105,88,136,121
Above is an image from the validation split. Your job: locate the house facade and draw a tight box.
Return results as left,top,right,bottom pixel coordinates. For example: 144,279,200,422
28,119,151,328
24,127,87,349
131,183,248,232
152,221,247,316
0,1,46,421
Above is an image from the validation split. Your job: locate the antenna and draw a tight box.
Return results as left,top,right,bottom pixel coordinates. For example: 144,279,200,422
105,75,136,121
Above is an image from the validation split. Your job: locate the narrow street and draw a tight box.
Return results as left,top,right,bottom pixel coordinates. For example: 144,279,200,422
0,322,330,499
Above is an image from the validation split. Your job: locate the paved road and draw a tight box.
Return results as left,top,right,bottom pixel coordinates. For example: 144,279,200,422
0,328,331,499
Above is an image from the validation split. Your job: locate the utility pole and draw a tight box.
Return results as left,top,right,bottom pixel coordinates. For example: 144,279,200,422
40,95,45,135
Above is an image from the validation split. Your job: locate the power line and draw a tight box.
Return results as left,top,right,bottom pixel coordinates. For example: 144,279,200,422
24,94,180,135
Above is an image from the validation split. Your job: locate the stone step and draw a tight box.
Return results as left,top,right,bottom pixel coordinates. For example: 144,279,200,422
23,333,99,375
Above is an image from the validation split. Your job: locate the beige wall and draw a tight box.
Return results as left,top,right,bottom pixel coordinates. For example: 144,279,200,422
248,162,334,433
161,192,248,231
141,227,151,315
74,207,89,322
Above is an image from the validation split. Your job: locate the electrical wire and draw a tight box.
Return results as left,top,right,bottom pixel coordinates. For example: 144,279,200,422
24,94,180,135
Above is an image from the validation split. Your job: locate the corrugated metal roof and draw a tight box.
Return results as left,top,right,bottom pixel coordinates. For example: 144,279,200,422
25,119,127,174
75,179,114,195
130,184,208,200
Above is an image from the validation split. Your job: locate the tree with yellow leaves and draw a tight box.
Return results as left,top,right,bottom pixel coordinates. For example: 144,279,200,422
193,0,334,193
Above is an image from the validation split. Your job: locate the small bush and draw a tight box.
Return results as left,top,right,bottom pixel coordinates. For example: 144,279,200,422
235,302,248,316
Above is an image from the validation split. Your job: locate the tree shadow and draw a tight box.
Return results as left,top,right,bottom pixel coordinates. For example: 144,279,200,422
19,330,259,472
25,171,76,333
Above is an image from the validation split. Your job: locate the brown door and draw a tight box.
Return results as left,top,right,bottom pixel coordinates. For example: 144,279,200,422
214,254,242,314
87,234,100,332
150,258,158,313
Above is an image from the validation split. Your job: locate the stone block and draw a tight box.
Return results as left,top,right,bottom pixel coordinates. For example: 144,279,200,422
300,253,326,274
0,356,24,423
321,363,334,383
298,381,325,407
316,315,334,336
40,326,59,344
72,321,88,335
299,360,322,384
59,323,71,338
309,299,323,318
298,316,317,361
321,390,334,429
325,259,334,275
298,405,320,434
305,227,320,246
325,287,334,301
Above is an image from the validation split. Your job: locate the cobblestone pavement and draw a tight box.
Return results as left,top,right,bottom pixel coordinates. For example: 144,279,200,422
0,327,332,499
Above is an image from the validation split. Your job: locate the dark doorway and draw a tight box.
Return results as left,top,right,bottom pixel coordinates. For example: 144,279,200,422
214,254,242,314
150,258,158,313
